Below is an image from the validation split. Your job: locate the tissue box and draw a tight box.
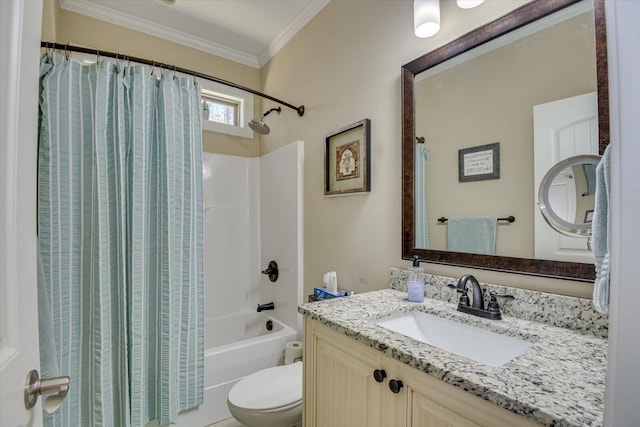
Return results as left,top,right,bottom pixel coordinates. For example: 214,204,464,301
313,287,350,300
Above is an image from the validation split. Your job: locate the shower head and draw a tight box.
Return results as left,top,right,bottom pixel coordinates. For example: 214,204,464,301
248,107,281,135
248,119,271,135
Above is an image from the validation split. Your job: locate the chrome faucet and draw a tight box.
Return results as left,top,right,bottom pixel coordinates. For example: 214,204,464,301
448,274,513,320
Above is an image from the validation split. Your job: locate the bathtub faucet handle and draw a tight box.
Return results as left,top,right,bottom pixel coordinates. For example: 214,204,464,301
261,260,279,282
257,302,275,312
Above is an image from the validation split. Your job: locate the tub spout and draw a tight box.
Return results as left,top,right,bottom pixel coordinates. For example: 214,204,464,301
257,302,275,312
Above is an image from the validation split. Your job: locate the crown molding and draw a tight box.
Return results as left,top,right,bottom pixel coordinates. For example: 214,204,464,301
258,0,330,67
59,0,260,68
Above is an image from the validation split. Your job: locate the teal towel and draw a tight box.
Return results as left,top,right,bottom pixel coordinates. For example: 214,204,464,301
592,146,611,313
447,217,497,255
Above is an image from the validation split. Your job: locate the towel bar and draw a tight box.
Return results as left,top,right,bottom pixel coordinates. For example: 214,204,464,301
438,216,515,223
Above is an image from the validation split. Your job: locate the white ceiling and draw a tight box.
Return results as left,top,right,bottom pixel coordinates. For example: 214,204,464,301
59,0,331,68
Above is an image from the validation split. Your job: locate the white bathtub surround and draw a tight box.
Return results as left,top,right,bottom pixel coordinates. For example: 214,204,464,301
201,142,304,334
176,141,303,426
259,142,305,333
202,153,260,327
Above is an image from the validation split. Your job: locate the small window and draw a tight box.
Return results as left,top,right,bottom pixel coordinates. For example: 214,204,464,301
199,83,254,139
202,92,239,126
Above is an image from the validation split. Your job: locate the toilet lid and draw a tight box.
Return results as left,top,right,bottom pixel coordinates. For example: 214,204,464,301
228,362,302,411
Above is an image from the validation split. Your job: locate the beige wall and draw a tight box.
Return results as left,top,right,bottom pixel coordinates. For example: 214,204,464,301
417,12,596,257
41,0,57,41
261,0,592,299
41,0,593,299
40,0,261,157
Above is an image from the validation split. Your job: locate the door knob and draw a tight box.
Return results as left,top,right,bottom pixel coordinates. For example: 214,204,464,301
24,369,70,414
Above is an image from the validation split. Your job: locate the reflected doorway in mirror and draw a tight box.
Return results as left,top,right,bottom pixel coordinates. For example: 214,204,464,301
534,92,598,264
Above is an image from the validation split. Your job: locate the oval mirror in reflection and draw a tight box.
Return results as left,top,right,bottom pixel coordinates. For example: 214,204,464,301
538,154,601,237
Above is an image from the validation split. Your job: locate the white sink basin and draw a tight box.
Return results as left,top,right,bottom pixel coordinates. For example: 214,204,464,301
375,311,532,367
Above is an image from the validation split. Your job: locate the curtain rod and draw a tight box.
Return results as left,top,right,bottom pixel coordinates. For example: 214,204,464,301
41,41,305,117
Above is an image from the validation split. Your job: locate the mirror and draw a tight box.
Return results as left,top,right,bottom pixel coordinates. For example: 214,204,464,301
538,154,600,237
402,0,609,282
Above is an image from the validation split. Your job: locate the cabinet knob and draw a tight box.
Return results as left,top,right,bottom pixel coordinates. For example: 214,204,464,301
389,379,404,393
373,369,387,383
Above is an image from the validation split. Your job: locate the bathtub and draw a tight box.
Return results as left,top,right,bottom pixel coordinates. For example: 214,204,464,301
174,312,298,427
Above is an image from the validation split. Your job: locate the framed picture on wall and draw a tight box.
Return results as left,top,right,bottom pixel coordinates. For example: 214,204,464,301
324,119,371,196
584,209,594,223
458,142,500,183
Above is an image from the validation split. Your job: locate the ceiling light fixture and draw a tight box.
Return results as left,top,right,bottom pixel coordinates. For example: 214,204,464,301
414,0,440,38
456,0,485,9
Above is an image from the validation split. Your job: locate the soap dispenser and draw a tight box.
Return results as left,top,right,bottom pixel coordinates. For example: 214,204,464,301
407,256,424,302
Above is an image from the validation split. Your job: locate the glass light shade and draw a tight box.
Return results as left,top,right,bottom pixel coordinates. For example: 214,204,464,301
414,0,440,38
456,0,485,9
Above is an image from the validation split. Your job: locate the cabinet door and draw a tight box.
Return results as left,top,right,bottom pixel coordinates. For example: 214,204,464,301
400,362,541,427
409,390,481,427
305,319,408,427
310,325,383,427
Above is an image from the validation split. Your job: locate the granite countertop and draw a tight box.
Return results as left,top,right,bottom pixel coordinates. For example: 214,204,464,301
299,289,607,427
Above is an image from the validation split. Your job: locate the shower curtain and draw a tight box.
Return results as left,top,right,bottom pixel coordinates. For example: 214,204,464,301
37,53,204,427
415,144,430,249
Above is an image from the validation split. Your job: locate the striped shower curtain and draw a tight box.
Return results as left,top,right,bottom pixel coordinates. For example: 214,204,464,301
415,144,430,249
37,53,204,427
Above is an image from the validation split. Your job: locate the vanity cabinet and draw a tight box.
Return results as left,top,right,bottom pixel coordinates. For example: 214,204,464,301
303,319,541,427
303,318,404,426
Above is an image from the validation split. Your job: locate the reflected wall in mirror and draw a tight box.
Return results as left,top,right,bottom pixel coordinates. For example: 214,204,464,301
402,0,609,281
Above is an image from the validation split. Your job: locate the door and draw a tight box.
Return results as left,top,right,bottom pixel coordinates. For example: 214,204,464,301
533,92,598,263
0,1,44,425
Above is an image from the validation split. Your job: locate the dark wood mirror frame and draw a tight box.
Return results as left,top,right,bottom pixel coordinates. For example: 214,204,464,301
402,0,609,282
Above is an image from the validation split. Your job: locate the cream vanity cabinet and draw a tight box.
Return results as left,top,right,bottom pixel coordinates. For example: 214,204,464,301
303,319,541,427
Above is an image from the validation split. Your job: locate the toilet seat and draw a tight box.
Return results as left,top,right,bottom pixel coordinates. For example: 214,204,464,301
228,362,302,411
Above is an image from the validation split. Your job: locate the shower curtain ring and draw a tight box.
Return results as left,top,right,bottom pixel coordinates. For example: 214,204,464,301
151,61,155,75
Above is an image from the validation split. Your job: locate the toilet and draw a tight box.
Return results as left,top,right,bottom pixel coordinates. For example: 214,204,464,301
227,361,303,427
